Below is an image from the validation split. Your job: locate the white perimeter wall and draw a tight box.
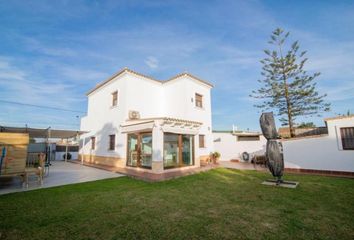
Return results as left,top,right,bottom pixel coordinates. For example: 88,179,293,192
213,132,266,161
282,117,354,172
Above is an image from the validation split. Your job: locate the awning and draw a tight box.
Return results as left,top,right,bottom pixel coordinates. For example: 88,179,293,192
120,121,155,133
161,126,199,135
120,118,202,135
160,118,201,135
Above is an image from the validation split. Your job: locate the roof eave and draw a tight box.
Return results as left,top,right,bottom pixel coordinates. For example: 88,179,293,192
165,73,214,88
86,68,214,96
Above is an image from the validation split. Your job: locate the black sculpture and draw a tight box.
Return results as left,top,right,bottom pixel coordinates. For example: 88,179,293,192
260,112,284,184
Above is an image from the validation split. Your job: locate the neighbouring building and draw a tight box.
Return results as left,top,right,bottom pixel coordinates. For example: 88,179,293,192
79,68,214,178
213,130,266,161
278,126,328,138
282,115,354,175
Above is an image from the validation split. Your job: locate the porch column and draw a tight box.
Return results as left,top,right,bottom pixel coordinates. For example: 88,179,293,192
64,138,68,162
81,135,86,165
152,122,164,174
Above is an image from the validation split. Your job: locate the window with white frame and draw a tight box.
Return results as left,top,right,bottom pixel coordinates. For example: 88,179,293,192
112,91,118,107
340,127,354,150
195,93,203,108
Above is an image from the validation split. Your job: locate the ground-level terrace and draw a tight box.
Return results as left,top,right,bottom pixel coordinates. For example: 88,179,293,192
0,161,123,195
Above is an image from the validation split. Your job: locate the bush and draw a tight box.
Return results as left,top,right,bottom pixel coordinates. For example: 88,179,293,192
63,152,72,160
209,151,221,164
213,151,221,159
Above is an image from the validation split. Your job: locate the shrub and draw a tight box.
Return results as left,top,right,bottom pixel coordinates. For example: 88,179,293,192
63,152,72,160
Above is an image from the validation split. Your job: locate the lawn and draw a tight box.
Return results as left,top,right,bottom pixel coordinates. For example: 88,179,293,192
0,168,353,240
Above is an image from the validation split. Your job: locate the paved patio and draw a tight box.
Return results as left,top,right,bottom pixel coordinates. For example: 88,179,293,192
219,161,267,171
69,160,219,182
0,161,124,195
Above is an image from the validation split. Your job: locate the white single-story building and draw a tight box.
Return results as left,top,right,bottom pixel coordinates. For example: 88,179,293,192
213,130,266,161
282,115,354,175
79,68,214,179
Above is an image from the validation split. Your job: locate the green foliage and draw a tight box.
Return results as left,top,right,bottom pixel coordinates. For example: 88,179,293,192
297,122,316,128
251,28,330,136
213,151,221,159
210,151,221,160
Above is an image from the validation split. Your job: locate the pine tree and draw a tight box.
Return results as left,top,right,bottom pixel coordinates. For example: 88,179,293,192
251,28,330,137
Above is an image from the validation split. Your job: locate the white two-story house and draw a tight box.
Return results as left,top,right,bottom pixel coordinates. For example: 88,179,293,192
79,68,214,177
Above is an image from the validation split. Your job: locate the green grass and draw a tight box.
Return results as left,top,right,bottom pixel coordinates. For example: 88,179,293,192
0,168,353,240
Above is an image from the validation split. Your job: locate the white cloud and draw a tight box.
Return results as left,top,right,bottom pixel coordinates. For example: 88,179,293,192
145,56,159,69
0,57,84,109
24,37,77,57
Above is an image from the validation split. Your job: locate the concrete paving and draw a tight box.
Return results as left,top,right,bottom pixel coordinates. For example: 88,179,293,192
219,161,267,171
0,161,124,195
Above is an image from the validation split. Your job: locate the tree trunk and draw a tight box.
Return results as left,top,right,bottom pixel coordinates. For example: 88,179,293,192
288,113,295,138
284,83,295,138
279,44,296,138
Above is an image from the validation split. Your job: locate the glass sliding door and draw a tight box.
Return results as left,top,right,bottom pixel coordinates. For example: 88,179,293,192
140,133,152,168
127,134,138,167
163,133,194,169
163,134,179,168
127,132,152,169
182,135,193,166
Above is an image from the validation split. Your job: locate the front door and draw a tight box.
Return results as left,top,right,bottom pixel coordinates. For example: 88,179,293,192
127,133,152,169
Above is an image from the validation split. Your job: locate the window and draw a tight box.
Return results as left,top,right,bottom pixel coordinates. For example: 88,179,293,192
112,91,118,107
199,134,205,148
340,127,354,150
56,145,79,152
237,136,260,141
109,134,115,150
195,93,203,108
91,137,96,150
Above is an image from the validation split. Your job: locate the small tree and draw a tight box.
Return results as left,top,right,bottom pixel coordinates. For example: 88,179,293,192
251,28,330,137
298,122,316,128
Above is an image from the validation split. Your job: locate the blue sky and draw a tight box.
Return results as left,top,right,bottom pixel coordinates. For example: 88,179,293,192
0,0,353,131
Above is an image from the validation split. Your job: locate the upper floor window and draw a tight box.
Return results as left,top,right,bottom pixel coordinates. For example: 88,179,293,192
109,134,115,150
340,127,354,150
199,134,205,148
112,91,118,107
195,93,203,108
91,137,96,150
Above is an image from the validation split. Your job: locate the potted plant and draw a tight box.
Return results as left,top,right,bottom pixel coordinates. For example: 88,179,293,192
213,151,221,164
209,151,221,164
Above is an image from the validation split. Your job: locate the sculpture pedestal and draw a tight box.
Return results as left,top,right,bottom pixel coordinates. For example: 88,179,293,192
262,179,299,188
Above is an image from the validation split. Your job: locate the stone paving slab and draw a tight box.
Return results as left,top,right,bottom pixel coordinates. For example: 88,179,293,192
0,161,124,195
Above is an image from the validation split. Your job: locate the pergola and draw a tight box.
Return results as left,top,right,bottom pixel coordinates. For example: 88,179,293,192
0,126,87,162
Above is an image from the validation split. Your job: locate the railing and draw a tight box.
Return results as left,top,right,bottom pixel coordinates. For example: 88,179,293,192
26,152,41,167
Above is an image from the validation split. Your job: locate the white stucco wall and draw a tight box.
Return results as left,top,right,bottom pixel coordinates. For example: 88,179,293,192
282,117,354,172
80,72,129,160
79,71,213,163
213,132,267,161
165,78,213,156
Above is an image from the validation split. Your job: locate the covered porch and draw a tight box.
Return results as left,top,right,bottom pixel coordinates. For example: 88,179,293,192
120,117,203,175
